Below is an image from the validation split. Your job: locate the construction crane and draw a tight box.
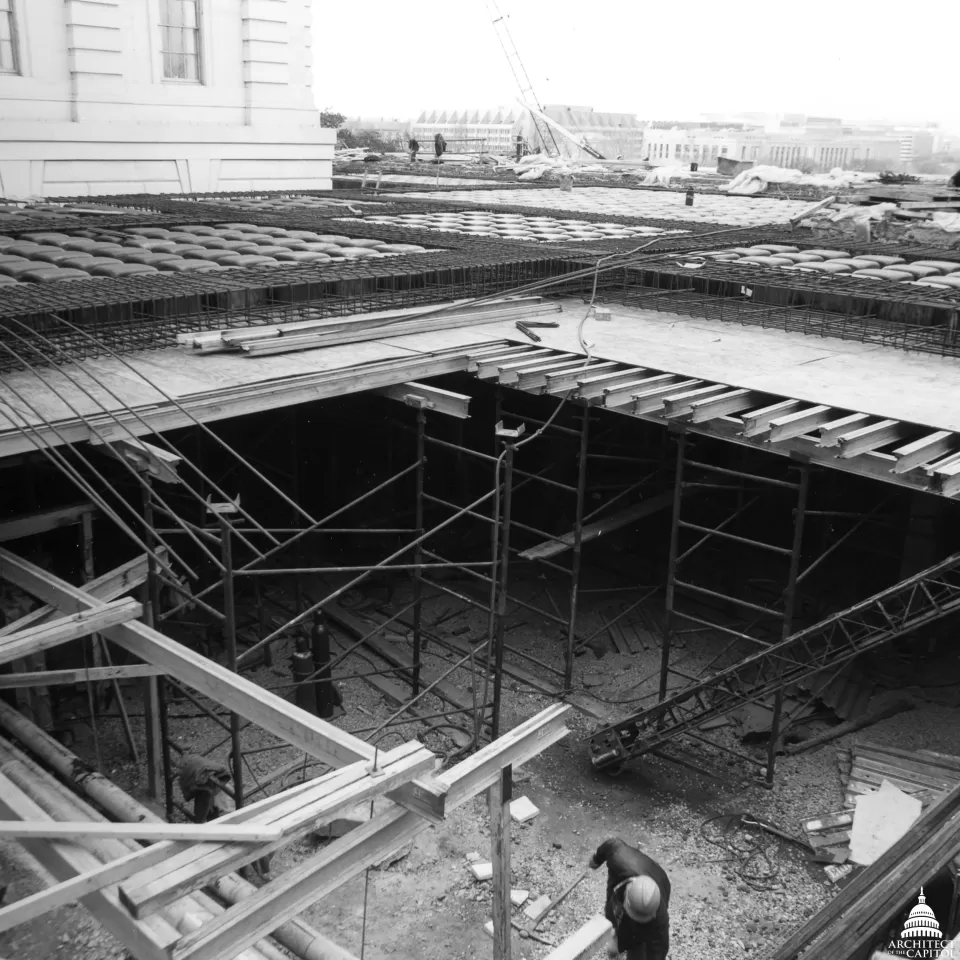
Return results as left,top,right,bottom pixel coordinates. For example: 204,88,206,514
482,0,560,157
520,101,606,160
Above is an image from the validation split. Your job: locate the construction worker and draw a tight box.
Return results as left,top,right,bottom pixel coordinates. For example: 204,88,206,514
588,837,670,960
434,132,447,162
408,135,420,163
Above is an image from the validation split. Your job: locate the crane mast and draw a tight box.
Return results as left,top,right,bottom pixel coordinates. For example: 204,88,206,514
482,0,559,157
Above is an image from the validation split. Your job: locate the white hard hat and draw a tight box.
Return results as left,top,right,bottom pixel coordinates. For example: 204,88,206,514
624,876,660,923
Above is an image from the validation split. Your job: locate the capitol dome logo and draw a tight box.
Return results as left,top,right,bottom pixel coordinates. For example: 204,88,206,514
886,889,955,959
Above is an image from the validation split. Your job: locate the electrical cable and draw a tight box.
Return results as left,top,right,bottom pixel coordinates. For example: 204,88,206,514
699,813,782,890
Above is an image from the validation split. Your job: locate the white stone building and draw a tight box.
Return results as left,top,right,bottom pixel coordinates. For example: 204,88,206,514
0,0,333,197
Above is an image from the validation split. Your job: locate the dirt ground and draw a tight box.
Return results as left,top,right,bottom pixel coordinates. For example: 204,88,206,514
3,572,959,960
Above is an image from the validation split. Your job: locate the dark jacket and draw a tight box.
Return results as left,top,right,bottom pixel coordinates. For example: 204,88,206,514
590,838,670,957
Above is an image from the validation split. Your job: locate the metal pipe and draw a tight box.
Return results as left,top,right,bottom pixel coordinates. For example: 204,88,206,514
413,409,426,696
674,579,785,619
676,496,760,565
219,512,244,808
766,465,810,786
661,434,686,702
683,459,800,491
677,519,793,556
565,407,590,689
491,439,516,739
235,562,493,575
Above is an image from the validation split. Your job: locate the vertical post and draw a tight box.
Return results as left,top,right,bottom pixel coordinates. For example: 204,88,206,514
141,479,168,810
290,409,303,624
565,407,590,690
491,426,519,740
81,511,100,670
766,464,810,785
661,432,687,703
218,512,244,809
412,407,426,696
490,763,513,960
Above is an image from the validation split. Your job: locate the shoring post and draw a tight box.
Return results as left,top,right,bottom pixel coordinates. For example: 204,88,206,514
490,763,513,960
141,478,172,813
491,421,522,740
765,463,810,786
565,407,591,689
290,408,303,626
661,431,687,703
213,501,244,809
412,407,427,696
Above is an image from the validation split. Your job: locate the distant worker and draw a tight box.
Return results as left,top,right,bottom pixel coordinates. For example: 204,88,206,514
516,133,525,162
588,837,671,960
408,135,420,163
434,132,447,162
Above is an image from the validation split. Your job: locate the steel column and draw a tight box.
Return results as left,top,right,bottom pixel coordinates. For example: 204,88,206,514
565,408,590,689
412,407,426,696
661,433,687,702
217,511,244,809
491,436,517,740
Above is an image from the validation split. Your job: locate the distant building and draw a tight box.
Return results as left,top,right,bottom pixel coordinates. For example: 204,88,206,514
0,0,332,197
342,116,409,142
410,104,645,159
641,127,750,166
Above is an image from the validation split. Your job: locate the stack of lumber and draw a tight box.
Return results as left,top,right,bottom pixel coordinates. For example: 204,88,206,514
839,740,960,808
774,778,960,960
177,298,561,357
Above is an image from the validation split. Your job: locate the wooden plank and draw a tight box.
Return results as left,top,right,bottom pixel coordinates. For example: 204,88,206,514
689,389,769,424
818,413,874,448
0,840,172,935
740,399,804,438
171,705,570,960
0,599,143,666
768,405,834,442
602,374,679,409
0,503,96,542
661,383,730,419
900,201,960,209
0,820,283,843
518,495,674,561
803,811,854,834
0,663,164,689
599,611,629,655
0,548,446,822
540,916,613,960
633,379,704,415
490,766,512,960
0,772,175,960
119,742,436,921
372,381,471,419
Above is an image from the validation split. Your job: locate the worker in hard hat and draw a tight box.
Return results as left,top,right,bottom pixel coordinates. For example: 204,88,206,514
588,838,670,960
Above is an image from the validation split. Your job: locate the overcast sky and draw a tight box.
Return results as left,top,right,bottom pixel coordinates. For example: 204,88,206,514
312,0,958,132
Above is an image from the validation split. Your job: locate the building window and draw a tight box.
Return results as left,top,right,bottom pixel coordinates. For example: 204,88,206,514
0,0,20,75
161,0,201,81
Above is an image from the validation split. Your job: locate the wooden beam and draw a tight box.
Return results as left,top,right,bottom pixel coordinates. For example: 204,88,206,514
0,552,155,639
892,431,957,474
0,663,164,689
97,438,183,485
490,765,512,960
0,821,283,843
0,548,446,822
540,916,614,960
118,742,436,921
601,374,679,409
818,413,875,448
836,420,913,459
518,496,674,561
0,840,173,935
768,405,834,443
661,384,730,419
690,389,769,424
633,379,704,415
171,705,570,960
0,599,143,666
0,771,176,960
740,399,804,438
0,502,96,542
372,381,471,419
